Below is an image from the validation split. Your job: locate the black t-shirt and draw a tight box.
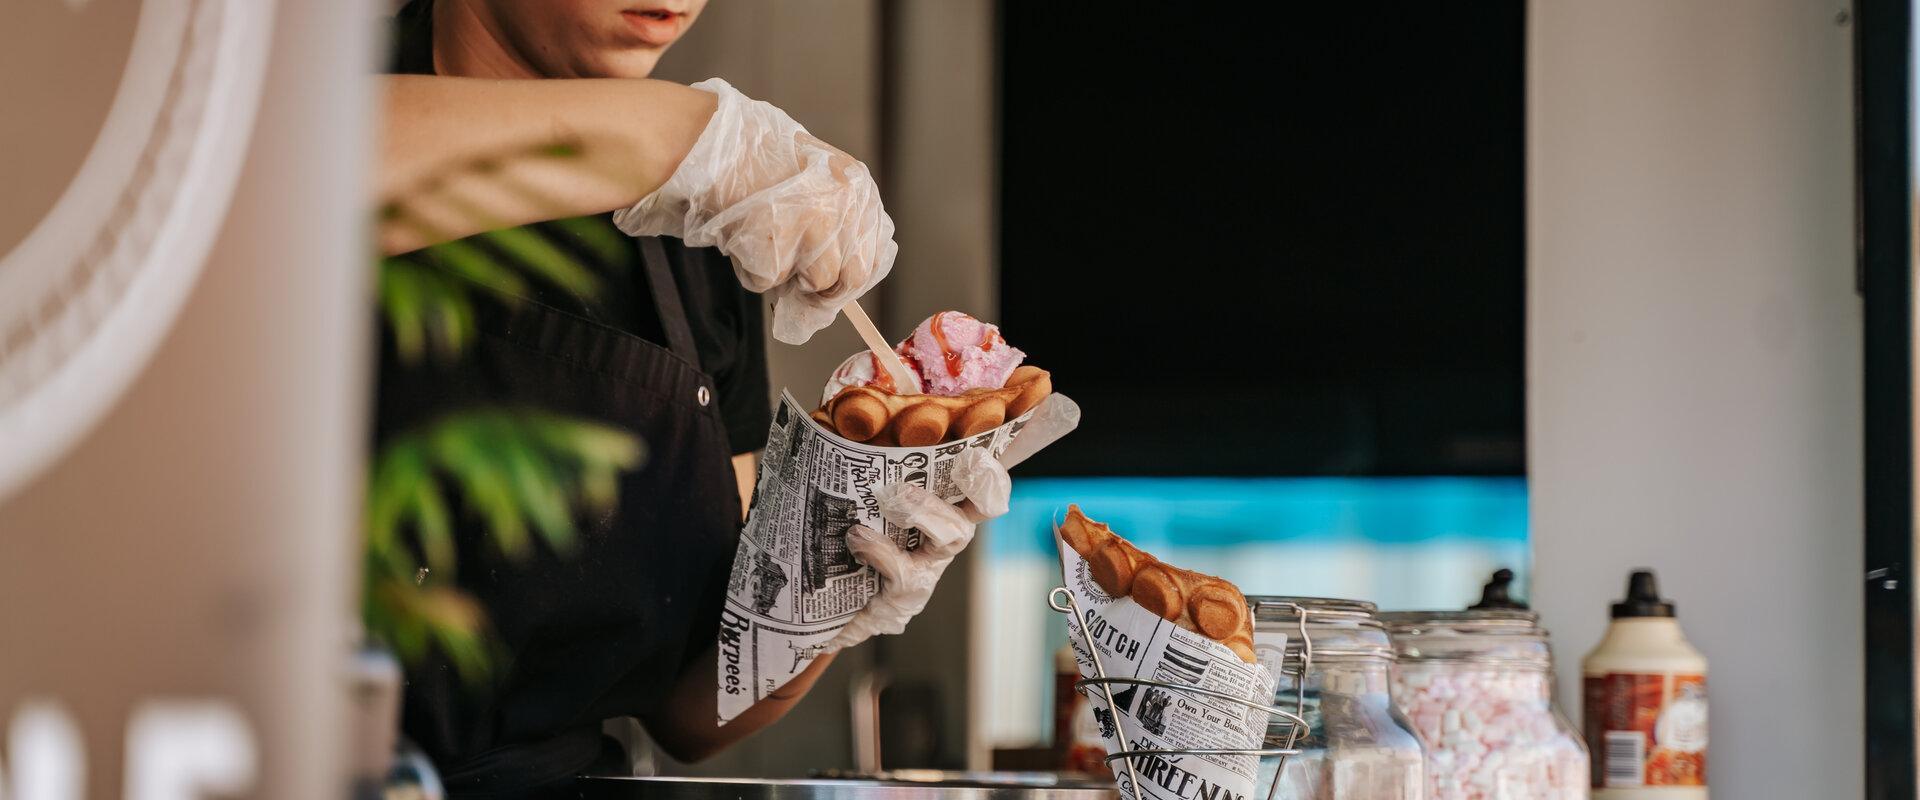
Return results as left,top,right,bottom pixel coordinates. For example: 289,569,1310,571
387,0,770,455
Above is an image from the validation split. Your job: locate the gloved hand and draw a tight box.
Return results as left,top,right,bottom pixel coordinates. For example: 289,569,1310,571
612,78,896,345
822,448,1010,652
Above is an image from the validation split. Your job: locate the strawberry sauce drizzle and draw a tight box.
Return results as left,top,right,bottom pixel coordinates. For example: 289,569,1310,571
867,352,896,393
927,311,999,378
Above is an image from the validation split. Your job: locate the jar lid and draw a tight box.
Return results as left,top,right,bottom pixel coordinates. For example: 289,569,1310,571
1376,609,1541,629
1248,595,1379,619
1378,609,1554,668
1246,595,1393,661
1466,568,1530,610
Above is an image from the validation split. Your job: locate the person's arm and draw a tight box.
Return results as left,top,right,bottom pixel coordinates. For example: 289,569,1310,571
378,75,715,255
730,452,757,521
641,646,838,763
640,458,772,761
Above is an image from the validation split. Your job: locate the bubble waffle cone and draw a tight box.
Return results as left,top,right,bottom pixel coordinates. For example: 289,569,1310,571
814,365,1053,447
1059,504,1257,663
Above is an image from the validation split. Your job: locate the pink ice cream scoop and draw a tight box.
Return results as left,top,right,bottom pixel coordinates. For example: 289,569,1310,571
822,348,923,405
820,311,1026,402
899,311,1026,396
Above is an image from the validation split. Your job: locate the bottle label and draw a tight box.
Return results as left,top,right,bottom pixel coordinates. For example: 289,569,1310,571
1584,672,1708,788
1054,668,1107,772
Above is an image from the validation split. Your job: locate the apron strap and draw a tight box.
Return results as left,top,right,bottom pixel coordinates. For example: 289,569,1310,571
637,237,703,372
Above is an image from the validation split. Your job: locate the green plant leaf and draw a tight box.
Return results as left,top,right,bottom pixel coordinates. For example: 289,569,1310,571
378,259,428,362
378,258,485,364
364,407,643,686
367,577,428,665
410,473,456,577
418,586,491,683
531,140,584,159
480,226,600,297
427,269,476,360
365,577,491,683
427,418,528,557
496,431,578,554
369,133,658,686
366,439,427,557
526,411,646,472
425,238,528,298
552,217,634,268
366,530,417,580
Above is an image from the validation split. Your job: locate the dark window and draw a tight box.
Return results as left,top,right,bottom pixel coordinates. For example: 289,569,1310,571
998,3,1525,476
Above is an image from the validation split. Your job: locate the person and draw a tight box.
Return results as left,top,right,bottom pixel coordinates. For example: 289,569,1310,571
375,1,1008,795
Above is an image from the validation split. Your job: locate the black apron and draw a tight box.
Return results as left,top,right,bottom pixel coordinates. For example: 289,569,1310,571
377,239,743,797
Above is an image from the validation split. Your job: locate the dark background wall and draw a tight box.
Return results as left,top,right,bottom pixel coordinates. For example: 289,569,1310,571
998,3,1526,476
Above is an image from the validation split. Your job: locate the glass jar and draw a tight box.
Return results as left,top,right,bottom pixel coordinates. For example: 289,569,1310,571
1380,610,1589,800
1248,596,1424,800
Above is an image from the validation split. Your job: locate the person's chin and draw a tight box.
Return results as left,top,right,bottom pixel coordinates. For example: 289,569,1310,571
579,49,666,80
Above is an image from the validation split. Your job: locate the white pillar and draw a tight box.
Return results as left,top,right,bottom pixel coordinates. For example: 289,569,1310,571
1527,2,1860,796
0,1,373,796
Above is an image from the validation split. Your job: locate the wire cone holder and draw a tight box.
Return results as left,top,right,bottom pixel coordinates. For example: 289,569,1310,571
1049,588,1314,800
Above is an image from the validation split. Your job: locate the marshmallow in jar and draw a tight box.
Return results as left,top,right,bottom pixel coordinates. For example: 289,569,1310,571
1381,605,1590,800
1247,596,1425,800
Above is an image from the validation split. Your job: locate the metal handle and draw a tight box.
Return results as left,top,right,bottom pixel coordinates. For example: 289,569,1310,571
1048,588,1311,800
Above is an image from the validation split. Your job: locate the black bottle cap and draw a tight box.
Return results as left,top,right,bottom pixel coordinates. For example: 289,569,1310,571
1468,568,1529,610
1611,569,1676,618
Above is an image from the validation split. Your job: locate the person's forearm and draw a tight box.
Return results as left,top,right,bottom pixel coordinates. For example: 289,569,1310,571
378,75,716,255
731,452,758,522
643,646,837,763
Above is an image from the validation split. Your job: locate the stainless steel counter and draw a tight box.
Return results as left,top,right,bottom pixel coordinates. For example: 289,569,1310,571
574,776,1118,800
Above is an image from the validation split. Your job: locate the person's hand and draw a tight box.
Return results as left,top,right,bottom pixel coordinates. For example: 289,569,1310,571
613,78,896,345
822,449,1010,652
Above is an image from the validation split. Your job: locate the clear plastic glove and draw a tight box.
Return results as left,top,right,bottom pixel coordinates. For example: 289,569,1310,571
612,78,897,345
822,448,1010,652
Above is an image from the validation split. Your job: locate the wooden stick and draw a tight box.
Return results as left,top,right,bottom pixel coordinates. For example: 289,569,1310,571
842,300,918,394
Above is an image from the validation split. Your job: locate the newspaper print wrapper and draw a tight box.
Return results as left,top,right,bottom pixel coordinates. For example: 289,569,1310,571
715,389,1081,723
1056,530,1279,800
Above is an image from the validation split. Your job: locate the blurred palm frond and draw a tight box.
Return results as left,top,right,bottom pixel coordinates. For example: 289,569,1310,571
363,409,644,683
363,563,492,683
367,137,651,685
366,409,644,571
375,137,648,363
552,216,637,267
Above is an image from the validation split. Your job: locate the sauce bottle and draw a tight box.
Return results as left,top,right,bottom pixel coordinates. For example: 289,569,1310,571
1583,570,1708,798
1053,643,1106,773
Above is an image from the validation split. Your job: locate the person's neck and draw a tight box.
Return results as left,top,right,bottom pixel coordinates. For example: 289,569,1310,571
432,0,541,79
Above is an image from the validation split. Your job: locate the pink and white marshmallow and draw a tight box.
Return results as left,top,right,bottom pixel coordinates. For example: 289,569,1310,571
1393,666,1589,800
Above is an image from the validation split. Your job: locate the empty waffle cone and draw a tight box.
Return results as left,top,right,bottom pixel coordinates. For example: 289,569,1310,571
819,365,1053,447
1059,505,1257,663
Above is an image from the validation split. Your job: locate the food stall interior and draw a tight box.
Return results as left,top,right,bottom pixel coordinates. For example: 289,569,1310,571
657,0,1531,778
0,1,1888,797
